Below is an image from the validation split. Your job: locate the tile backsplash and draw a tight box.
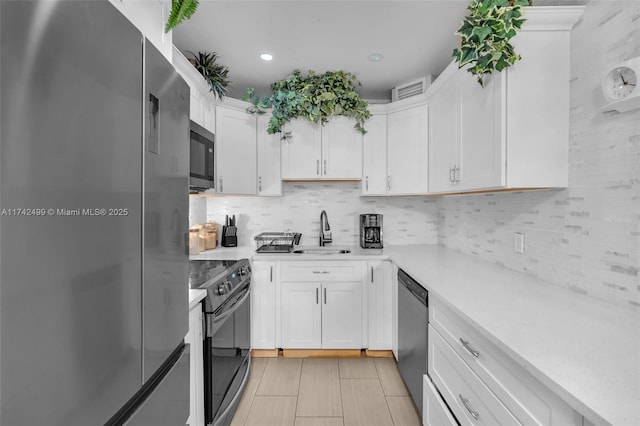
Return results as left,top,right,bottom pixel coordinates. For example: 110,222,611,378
437,0,640,309
191,182,439,248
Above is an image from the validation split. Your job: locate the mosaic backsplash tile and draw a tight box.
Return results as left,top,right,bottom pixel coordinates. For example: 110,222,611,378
437,0,640,309
194,182,438,248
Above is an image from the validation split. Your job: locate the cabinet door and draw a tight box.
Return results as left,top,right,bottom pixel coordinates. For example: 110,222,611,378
387,105,429,194
362,114,388,195
458,72,505,191
321,282,363,349
202,96,215,134
429,77,459,193
391,263,399,360
190,92,204,127
321,116,363,179
367,261,392,350
257,115,282,196
424,375,458,426
251,262,276,349
215,105,257,194
186,304,204,426
281,282,322,348
280,119,322,179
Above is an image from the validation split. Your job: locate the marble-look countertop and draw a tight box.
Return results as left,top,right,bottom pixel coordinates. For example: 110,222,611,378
189,244,639,425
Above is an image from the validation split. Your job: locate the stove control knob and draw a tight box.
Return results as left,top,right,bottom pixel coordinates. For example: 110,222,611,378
216,281,231,295
239,266,249,276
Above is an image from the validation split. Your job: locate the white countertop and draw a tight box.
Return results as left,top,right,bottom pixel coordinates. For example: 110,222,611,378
188,289,207,310
189,243,639,425
384,245,639,426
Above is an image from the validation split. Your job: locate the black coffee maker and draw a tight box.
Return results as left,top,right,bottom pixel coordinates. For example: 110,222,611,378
360,214,383,249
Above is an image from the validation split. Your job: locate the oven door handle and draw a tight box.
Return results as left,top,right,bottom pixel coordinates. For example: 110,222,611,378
212,284,251,325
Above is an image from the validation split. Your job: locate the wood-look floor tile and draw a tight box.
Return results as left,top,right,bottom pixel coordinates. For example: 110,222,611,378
386,396,421,426
230,376,260,426
373,358,409,396
297,362,342,417
250,357,268,381
295,417,345,426
244,396,297,426
338,358,378,379
303,357,339,365
256,358,302,396
340,379,393,426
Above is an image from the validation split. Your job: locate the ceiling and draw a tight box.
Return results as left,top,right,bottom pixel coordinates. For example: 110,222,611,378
172,1,471,101
173,0,586,101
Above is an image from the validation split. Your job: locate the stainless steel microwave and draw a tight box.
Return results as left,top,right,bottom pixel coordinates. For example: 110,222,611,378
189,120,215,192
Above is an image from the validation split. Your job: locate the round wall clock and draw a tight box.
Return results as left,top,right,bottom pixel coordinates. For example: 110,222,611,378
600,57,640,112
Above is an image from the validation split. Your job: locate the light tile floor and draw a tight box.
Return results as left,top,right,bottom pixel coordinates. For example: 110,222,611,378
231,357,421,426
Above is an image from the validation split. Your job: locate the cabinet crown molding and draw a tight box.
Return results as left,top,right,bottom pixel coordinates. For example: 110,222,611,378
520,6,585,31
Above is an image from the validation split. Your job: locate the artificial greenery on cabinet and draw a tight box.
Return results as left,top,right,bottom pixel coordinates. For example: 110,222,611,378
187,51,230,100
165,0,199,33
243,69,371,135
453,0,531,86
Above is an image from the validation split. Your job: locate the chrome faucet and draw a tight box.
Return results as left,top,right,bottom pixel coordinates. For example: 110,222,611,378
319,210,332,246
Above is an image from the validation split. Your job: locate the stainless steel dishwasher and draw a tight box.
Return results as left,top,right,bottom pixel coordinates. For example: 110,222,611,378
397,268,428,415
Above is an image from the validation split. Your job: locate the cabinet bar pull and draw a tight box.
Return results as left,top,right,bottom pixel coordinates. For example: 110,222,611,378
312,271,329,274
316,287,319,304
269,266,273,282
449,166,454,185
365,176,369,191
219,176,223,192
386,176,391,191
258,176,262,192
323,159,327,175
459,338,480,358
317,160,320,175
371,266,374,283
454,165,460,184
459,394,480,420
324,287,327,304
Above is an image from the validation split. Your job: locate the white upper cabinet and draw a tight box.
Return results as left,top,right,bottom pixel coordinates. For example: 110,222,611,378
172,47,216,134
257,115,282,196
280,117,362,180
215,104,257,195
387,104,429,194
280,119,323,179
321,116,363,179
362,113,388,195
428,8,580,194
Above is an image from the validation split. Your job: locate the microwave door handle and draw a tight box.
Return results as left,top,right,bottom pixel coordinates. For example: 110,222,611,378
212,284,251,325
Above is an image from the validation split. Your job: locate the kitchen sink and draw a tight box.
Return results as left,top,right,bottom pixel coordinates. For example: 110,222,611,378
291,248,351,255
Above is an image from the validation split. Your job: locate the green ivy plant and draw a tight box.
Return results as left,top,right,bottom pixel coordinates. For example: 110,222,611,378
187,51,230,100
453,0,530,87
165,0,199,33
243,70,371,135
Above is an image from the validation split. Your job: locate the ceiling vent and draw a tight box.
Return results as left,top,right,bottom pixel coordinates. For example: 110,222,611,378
391,76,432,101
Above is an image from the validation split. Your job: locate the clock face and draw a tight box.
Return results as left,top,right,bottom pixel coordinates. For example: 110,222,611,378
604,66,637,100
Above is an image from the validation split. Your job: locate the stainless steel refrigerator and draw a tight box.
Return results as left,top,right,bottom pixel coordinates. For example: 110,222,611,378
0,2,190,424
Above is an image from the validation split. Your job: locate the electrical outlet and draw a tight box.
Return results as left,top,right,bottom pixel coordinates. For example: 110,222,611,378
514,232,525,254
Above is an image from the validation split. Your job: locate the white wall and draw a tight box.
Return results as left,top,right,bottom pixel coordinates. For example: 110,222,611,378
437,0,640,309
190,182,439,248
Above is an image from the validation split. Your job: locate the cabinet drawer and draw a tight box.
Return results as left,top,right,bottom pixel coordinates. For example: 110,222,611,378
423,375,457,426
280,261,363,282
428,326,521,426
430,298,577,426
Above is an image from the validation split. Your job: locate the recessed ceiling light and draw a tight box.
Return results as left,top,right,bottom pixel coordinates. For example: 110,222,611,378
260,53,273,62
368,53,384,62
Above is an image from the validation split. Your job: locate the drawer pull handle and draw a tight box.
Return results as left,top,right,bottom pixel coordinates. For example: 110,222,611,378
460,338,480,357
312,271,329,274
459,394,479,420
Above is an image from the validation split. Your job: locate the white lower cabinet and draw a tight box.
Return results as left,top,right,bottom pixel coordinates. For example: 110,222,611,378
186,302,204,426
423,375,457,426
280,281,362,349
278,261,364,349
251,261,276,349
367,260,393,350
427,295,581,426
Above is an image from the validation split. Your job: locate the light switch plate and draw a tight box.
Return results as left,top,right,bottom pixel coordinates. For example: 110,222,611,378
514,232,525,254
